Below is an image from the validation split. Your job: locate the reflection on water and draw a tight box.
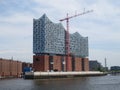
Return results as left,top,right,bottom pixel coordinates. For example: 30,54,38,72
0,75,120,90
33,77,90,90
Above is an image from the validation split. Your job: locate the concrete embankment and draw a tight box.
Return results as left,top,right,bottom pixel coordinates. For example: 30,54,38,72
24,71,107,79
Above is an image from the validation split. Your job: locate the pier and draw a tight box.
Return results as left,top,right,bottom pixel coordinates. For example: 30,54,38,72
24,71,107,79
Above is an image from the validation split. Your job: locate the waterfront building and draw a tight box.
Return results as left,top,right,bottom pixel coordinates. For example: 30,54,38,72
110,66,120,71
0,58,32,78
89,60,103,71
33,14,89,72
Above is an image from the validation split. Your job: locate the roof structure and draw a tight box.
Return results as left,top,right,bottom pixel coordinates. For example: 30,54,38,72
33,14,88,57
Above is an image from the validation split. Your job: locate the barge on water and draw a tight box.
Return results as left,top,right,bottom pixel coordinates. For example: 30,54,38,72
24,71,107,79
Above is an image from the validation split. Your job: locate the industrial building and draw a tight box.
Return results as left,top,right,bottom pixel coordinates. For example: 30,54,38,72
33,14,89,72
0,58,32,78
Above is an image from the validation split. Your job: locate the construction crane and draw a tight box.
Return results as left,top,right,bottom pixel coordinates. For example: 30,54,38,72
59,9,93,71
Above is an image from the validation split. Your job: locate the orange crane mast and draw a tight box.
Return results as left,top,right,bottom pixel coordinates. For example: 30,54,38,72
59,9,93,71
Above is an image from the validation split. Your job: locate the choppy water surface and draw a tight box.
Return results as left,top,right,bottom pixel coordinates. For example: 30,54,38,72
0,75,120,90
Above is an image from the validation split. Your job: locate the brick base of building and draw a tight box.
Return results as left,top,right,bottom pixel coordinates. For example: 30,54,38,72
33,55,89,72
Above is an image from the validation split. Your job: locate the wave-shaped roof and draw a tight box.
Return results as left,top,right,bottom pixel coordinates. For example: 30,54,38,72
33,14,88,57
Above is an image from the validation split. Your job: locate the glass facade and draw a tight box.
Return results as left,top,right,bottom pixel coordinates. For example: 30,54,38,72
33,14,88,58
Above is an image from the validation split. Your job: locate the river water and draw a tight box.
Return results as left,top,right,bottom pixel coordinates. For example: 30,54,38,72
0,75,120,90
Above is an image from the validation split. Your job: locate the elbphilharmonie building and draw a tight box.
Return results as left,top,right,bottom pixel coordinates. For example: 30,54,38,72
33,14,88,57
33,14,89,72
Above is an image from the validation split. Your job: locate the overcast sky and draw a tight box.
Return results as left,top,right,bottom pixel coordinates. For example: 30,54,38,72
0,0,120,67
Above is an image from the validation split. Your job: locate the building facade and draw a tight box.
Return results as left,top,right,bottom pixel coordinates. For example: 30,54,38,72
33,55,89,72
33,14,89,72
89,60,103,71
0,58,32,78
33,14,88,57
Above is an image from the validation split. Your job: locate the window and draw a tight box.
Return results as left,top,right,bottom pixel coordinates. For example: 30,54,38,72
36,58,40,61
